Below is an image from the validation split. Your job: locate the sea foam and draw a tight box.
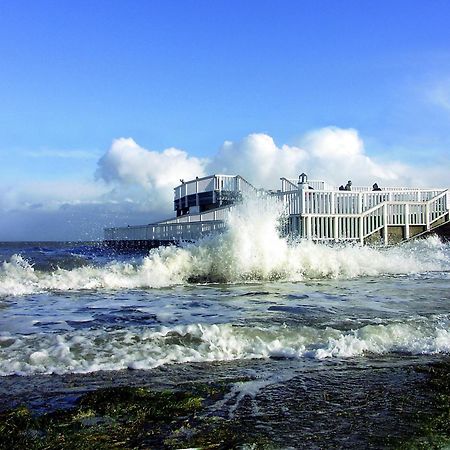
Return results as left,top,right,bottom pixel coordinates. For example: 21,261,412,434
1,317,450,375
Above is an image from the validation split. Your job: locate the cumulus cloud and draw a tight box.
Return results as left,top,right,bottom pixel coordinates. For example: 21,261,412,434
96,138,208,210
209,127,408,189
299,127,402,185
303,127,364,159
210,134,307,188
96,128,449,198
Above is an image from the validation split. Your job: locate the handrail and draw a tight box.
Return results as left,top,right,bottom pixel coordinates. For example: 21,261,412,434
359,189,449,239
280,178,298,191
236,175,258,192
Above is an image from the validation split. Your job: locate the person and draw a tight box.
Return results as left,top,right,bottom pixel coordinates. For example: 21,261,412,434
344,180,352,191
338,185,345,191
372,183,382,191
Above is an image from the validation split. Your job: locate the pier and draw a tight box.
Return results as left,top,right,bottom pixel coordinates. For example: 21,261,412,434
104,174,449,247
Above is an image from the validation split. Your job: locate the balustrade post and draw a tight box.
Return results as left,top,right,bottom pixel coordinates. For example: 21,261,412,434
383,204,389,246
306,216,312,240
404,204,410,240
298,180,307,214
297,178,308,239
359,217,364,245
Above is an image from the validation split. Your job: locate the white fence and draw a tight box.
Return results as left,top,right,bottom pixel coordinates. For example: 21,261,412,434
174,174,256,200
277,187,448,244
105,205,234,241
105,220,227,242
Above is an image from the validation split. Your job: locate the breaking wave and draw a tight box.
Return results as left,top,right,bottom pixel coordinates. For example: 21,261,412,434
1,197,449,297
2,316,450,375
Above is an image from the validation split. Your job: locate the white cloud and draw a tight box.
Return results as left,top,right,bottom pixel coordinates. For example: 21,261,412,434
210,133,307,188
96,138,208,209
303,127,363,159
96,129,449,200
209,127,407,188
299,126,402,185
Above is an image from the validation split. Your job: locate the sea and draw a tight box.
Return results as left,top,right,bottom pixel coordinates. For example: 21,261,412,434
1,199,450,448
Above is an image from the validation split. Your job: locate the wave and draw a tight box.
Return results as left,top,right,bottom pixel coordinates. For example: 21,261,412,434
1,197,449,296
1,317,450,375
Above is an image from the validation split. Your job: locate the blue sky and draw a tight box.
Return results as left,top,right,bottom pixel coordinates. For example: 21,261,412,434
1,1,450,240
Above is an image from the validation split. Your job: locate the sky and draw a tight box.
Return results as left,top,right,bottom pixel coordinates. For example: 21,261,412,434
1,0,450,240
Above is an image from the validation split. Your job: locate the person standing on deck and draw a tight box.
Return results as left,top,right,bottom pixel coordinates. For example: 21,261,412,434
372,183,382,191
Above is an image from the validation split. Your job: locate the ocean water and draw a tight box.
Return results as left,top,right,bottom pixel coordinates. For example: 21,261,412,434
1,199,450,447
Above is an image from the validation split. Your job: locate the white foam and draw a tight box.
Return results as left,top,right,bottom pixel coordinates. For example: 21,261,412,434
1,197,449,297
1,317,450,376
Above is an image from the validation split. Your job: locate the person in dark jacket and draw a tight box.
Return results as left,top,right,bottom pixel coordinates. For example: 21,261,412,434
372,183,382,191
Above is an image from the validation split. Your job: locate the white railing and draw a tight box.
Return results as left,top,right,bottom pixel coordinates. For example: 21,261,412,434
276,187,448,244
174,174,256,200
105,220,227,242
158,204,233,225
280,178,446,196
280,178,335,192
174,175,214,200
105,203,235,242
276,188,447,216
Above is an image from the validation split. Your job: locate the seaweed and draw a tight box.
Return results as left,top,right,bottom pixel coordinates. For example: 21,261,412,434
0,381,267,449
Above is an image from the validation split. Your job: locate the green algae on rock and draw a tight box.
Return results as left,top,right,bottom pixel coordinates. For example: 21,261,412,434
0,386,207,449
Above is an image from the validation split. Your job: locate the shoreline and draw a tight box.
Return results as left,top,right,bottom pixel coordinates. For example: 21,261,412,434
2,356,450,448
